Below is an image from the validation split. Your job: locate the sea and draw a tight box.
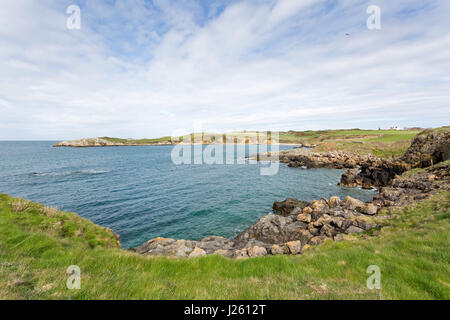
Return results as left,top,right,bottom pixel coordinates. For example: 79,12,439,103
0,142,375,248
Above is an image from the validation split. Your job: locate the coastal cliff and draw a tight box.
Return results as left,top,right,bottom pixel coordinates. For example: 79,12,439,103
54,137,173,147
1,129,449,299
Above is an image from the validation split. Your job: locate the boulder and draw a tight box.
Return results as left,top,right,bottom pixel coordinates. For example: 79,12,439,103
310,200,329,214
319,224,335,237
196,236,234,254
312,214,331,227
345,226,365,234
271,244,286,255
285,241,302,255
233,214,292,246
297,213,311,223
273,198,309,216
339,170,360,187
248,246,267,257
329,196,341,208
361,204,378,215
309,236,325,246
401,129,450,167
344,196,365,210
234,248,249,259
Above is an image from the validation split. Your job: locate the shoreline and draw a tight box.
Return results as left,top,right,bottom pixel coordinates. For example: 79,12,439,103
131,129,449,258
5,128,450,259
54,142,304,148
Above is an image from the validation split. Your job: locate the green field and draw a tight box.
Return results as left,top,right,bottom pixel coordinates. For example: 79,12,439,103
99,128,430,158
279,129,424,158
1,192,449,300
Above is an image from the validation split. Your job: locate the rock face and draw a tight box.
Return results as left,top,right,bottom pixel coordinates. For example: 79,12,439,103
54,137,173,147
401,129,450,168
132,236,234,258
273,198,308,216
338,129,449,188
286,151,376,169
339,159,411,188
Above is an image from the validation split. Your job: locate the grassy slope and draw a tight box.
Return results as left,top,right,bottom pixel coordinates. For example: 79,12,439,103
296,130,422,158
1,192,449,300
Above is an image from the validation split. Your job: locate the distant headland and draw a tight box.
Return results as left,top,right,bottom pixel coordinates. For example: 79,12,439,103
53,128,435,151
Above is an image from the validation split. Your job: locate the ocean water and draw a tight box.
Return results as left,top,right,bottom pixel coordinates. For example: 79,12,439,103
0,141,375,249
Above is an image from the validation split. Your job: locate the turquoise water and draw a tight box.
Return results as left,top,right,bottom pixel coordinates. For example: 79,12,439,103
0,142,374,248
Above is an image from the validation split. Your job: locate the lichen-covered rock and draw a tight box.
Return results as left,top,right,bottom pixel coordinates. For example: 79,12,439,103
402,129,450,167
361,203,378,215
329,196,341,208
297,213,311,223
133,157,449,259
309,236,325,246
344,196,365,210
270,244,286,255
196,236,234,254
234,248,249,259
248,246,267,257
285,241,302,255
310,200,329,214
302,206,313,215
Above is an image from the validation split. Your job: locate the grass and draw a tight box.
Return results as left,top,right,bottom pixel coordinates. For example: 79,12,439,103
1,192,449,300
90,127,450,159
401,160,450,178
303,129,424,158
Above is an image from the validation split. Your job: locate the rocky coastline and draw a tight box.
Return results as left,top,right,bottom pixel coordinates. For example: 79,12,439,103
54,138,173,147
132,129,449,259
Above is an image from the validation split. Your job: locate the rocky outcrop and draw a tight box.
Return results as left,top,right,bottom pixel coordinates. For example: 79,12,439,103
373,163,450,208
339,160,411,189
338,129,449,188
54,138,121,147
286,151,375,169
282,150,412,188
272,198,308,216
133,195,382,259
401,129,450,168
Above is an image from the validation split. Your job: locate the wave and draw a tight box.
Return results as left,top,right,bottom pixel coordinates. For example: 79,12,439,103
30,169,110,177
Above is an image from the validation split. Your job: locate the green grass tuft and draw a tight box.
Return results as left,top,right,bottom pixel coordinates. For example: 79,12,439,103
0,192,449,300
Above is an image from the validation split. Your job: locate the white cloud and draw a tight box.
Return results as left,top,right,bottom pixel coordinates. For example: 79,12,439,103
0,0,449,140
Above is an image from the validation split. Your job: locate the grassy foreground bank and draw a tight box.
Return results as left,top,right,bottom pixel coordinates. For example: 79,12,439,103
0,192,449,300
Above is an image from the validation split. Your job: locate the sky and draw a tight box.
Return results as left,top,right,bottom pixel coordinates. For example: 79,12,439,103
0,0,449,140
